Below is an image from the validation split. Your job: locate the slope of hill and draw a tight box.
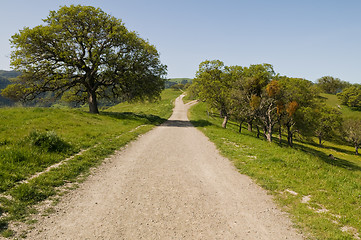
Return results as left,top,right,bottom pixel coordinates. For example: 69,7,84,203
0,70,21,106
321,93,361,119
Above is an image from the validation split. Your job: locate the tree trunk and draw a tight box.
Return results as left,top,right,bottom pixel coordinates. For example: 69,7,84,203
222,115,229,128
356,144,359,155
263,126,267,140
318,136,322,146
266,125,272,142
247,121,252,132
88,89,99,114
290,134,293,146
239,121,243,133
256,126,260,138
278,125,282,144
287,125,293,147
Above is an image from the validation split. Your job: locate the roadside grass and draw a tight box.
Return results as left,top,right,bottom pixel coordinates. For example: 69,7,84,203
189,102,361,239
0,89,180,237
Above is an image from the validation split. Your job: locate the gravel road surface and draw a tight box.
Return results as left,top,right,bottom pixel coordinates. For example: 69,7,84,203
26,95,303,239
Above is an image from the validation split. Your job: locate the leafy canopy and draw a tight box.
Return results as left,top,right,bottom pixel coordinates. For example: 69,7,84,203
337,85,361,110
194,60,233,116
316,76,350,95
2,5,167,113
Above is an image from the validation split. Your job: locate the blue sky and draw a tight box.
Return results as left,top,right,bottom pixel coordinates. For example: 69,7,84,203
0,0,360,83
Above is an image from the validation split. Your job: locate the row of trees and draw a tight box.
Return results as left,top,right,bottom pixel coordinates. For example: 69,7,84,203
191,60,361,154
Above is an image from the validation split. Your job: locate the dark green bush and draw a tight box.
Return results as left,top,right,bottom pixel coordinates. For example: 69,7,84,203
27,130,71,153
10,184,55,204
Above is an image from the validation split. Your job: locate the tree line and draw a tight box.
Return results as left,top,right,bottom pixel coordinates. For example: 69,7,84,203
190,60,361,155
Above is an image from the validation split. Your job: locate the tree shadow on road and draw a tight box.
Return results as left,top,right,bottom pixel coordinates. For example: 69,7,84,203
101,111,167,125
161,120,194,128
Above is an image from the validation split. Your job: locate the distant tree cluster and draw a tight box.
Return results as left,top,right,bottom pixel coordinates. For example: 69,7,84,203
316,76,351,94
337,85,361,110
165,78,192,89
0,70,21,106
192,60,360,154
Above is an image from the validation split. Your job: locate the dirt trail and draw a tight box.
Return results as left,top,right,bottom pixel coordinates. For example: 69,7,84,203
26,95,303,239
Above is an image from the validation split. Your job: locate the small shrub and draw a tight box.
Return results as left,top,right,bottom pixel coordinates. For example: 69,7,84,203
1,229,13,238
0,140,10,146
27,130,71,153
10,184,54,204
1,148,28,163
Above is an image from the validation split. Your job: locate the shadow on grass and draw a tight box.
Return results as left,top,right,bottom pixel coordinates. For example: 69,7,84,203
0,219,8,235
190,120,213,127
304,140,358,156
101,111,167,125
293,141,361,172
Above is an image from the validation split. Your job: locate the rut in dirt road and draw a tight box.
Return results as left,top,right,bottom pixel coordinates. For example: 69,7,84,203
26,95,304,239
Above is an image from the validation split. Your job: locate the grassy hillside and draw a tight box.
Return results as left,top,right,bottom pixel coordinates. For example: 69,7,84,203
189,102,361,239
0,89,181,237
321,93,361,119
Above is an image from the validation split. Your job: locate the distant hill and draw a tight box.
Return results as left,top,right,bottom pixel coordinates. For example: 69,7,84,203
0,74,193,105
165,78,192,88
0,70,21,106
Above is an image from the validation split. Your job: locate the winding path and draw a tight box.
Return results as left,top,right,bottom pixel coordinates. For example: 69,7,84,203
26,95,303,239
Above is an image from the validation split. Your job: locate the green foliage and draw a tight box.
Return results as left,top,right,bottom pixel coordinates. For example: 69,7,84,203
190,101,361,239
337,85,361,109
193,60,350,146
194,60,235,127
305,104,343,146
165,78,192,88
2,5,166,113
0,70,21,106
242,63,275,97
343,118,361,155
184,82,199,101
275,77,320,145
170,83,185,90
316,76,351,94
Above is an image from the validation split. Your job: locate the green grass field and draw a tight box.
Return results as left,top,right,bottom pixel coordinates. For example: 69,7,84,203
189,102,361,239
0,89,180,237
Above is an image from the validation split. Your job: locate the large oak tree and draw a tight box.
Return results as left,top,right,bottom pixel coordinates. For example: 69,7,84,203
1,5,167,113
